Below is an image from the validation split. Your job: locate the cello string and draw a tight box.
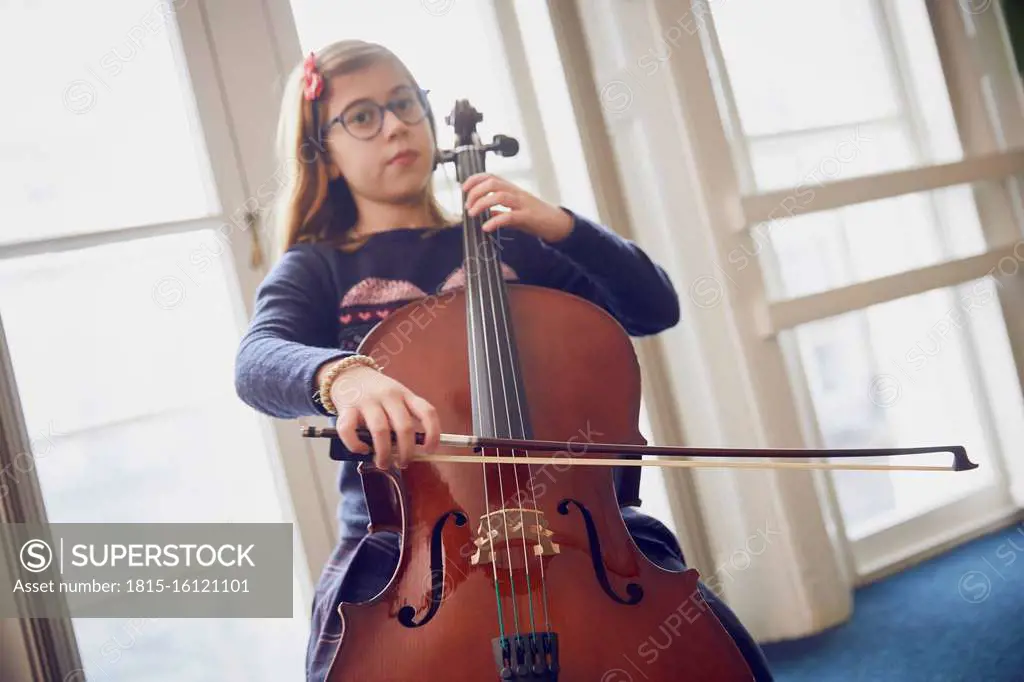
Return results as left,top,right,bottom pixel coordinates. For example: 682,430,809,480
478,195,543,641
463,154,508,645
466,148,522,646
485,217,551,637
472,150,525,645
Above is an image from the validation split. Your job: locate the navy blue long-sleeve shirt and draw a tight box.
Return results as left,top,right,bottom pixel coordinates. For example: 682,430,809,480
234,209,680,539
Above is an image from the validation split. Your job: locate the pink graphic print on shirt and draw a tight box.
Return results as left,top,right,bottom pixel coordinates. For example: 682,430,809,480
336,264,519,350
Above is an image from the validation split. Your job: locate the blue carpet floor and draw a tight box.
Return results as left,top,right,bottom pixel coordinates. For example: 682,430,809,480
761,523,1024,681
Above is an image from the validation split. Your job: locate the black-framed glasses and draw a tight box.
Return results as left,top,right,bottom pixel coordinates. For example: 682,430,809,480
322,87,430,141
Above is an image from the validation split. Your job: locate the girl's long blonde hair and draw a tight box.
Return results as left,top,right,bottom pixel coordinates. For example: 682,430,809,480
271,40,449,259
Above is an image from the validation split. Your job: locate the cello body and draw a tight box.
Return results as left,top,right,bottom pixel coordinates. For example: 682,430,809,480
325,284,754,681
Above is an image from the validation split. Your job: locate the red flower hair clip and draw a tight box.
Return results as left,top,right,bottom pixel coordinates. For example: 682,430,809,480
303,52,324,101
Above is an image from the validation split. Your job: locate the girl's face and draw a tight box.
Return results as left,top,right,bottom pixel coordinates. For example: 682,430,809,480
322,59,435,207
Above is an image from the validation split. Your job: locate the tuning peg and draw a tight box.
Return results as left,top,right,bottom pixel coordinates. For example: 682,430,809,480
491,134,519,157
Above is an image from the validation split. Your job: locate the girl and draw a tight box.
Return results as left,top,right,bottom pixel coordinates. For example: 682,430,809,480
233,39,773,682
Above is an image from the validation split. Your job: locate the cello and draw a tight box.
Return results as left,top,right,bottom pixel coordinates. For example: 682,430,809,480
302,100,975,681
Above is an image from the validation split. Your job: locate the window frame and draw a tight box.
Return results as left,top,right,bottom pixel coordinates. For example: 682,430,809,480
675,0,1024,579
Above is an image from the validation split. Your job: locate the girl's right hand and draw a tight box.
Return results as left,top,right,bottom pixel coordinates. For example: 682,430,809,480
328,364,441,470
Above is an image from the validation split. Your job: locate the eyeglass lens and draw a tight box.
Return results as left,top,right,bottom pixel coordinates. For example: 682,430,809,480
341,88,427,139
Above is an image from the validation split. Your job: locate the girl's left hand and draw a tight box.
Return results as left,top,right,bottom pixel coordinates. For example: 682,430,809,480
462,173,574,243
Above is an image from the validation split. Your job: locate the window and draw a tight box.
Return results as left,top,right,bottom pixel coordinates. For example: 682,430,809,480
0,1,310,677
711,0,965,192
0,0,217,245
789,282,1013,536
0,233,309,680
706,0,1024,542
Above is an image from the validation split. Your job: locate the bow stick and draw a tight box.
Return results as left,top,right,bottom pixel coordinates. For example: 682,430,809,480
300,426,976,472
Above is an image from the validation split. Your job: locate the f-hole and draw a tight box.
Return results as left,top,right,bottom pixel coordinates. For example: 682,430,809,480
558,499,643,606
398,510,468,628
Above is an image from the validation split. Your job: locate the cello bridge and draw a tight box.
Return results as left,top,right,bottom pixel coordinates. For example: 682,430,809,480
470,508,560,566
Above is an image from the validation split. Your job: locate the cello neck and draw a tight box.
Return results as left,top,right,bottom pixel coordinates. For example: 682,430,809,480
444,99,532,441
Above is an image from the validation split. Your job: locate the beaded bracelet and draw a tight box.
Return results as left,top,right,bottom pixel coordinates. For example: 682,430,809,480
316,354,382,415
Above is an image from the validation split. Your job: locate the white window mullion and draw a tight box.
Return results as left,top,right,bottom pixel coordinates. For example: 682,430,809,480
871,0,931,165
744,115,903,144
695,1,755,192
741,149,1024,224
923,0,1024,512
765,243,1019,333
487,0,561,204
0,216,223,262
924,0,1024,246
872,0,963,266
